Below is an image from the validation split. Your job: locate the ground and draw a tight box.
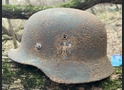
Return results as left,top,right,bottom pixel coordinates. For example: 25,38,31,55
2,4,122,90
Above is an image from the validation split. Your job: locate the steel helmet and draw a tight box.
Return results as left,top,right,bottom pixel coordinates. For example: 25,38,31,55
8,8,113,84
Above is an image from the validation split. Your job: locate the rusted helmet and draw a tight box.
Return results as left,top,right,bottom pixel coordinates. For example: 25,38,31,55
8,8,113,84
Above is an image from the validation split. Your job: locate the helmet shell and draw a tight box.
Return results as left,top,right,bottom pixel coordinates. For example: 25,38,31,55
8,8,113,84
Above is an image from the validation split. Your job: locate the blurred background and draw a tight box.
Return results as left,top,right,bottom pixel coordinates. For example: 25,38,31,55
2,0,122,90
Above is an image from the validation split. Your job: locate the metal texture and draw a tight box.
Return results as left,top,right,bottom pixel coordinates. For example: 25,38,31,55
8,8,113,84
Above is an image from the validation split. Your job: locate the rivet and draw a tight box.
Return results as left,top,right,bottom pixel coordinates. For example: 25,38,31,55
36,43,42,50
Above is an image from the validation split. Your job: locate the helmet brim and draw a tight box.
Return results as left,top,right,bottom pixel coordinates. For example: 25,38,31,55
8,48,113,84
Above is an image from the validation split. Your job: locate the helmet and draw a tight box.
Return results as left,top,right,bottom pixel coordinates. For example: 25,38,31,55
8,8,113,84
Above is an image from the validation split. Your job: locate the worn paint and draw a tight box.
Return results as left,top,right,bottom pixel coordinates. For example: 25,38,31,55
8,8,113,84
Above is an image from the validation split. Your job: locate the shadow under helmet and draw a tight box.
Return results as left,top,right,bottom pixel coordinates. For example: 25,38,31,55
8,8,113,84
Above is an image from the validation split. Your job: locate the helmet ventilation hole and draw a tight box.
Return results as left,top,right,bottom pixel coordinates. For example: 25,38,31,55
63,34,67,39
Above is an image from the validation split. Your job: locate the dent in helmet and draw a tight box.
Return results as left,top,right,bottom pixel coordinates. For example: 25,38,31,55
35,43,42,50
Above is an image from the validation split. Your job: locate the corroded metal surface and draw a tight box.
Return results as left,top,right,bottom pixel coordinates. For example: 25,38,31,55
8,8,113,84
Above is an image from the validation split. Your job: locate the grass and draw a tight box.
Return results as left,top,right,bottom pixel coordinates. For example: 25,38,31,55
2,59,14,84
2,58,122,89
99,67,122,90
